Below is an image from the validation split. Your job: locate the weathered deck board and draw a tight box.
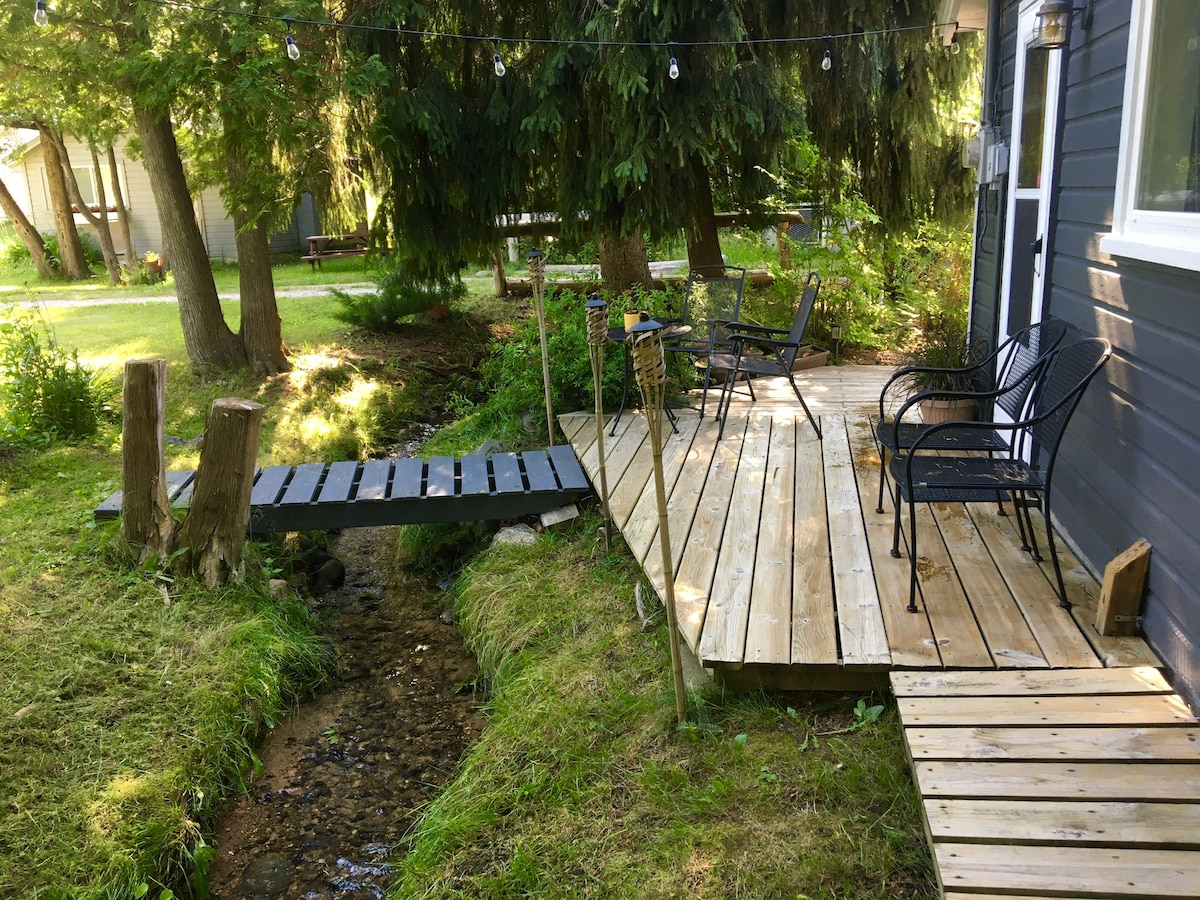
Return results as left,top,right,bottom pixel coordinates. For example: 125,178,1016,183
896,668,1200,900
562,366,1159,684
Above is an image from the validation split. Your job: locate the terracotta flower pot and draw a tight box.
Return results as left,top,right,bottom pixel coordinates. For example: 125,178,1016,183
919,397,977,424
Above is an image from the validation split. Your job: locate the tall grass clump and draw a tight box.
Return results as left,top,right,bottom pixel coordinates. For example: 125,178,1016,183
0,305,116,444
390,514,933,899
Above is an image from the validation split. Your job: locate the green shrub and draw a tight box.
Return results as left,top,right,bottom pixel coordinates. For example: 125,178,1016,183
0,306,116,443
332,263,466,331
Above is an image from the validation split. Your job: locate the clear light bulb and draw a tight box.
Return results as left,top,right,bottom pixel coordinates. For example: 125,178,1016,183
285,33,300,60
821,49,832,71
493,52,506,77
668,57,679,80
34,0,49,27
950,36,961,55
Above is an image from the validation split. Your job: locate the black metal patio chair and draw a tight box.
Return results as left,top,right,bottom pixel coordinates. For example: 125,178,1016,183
708,272,823,440
889,338,1111,613
663,265,747,417
874,319,1070,515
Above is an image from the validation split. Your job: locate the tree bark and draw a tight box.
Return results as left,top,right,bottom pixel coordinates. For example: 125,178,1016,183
598,232,653,292
0,174,56,279
234,213,290,376
174,398,264,588
42,127,123,284
684,160,724,270
121,359,177,563
133,105,245,374
107,145,137,266
37,125,92,280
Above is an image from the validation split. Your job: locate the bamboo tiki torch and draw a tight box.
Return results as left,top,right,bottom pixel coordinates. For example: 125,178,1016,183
527,248,555,446
629,316,687,724
585,294,613,551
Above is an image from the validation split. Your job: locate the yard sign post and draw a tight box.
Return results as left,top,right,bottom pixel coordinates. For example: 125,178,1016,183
527,249,556,445
629,317,687,724
585,295,613,551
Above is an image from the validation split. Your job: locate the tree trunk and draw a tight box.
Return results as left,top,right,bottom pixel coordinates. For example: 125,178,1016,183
107,145,137,266
684,160,724,270
0,174,56,278
37,126,92,280
133,105,245,374
235,213,290,376
121,359,177,563
42,127,123,284
598,232,652,292
174,397,264,588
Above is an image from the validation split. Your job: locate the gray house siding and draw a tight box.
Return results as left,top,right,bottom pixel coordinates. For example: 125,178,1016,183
978,0,1200,707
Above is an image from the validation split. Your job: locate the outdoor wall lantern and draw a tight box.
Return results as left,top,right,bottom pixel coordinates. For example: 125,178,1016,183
1031,0,1094,51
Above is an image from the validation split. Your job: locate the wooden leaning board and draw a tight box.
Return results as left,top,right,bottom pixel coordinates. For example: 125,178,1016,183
94,447,592,533
892,668,1200,899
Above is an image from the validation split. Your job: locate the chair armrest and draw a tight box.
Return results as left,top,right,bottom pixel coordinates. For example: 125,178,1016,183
726,320,788,337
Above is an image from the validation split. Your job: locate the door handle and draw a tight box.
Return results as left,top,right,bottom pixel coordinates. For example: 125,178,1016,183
1030,236,1043,254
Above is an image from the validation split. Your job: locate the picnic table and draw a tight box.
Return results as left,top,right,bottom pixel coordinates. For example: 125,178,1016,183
301,233,369,270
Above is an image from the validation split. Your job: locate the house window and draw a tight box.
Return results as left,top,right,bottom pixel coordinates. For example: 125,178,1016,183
1100,0,1200,270
71,167,99,209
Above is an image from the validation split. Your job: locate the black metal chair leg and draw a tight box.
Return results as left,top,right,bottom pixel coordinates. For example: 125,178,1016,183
1013,490,1032,551
1042,498,1071,609
876,439,888,514
785,370,822,439
1021,492,1043,562
611,343,632,436
891,483,904,558
906,492,920,613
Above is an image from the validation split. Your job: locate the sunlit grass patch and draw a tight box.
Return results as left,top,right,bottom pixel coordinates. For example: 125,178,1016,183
390,515,933,899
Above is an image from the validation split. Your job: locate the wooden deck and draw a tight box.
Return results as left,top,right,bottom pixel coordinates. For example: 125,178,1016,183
560,365,1159,689
893,668,1200,898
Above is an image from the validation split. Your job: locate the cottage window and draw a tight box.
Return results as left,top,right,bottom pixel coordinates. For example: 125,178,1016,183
1101,0,1200,270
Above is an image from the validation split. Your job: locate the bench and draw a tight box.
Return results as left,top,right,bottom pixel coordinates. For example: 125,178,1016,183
301,233,370,270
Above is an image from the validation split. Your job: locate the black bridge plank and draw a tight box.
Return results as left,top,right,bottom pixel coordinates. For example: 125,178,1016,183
98,447,592,533
522,450,557,493
171,471,199,509
426,456,457,498
94,469,195,520
281,463,327,505
461,454,489,495
390,457,424,499
547,444,590,492
356,459,391,501
317,461,358,504
491,453,525,494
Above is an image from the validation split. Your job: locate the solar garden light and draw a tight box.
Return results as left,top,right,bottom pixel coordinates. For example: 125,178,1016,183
830,321,844,360
585,294,614,551
526,248,555,445
628,316,688,724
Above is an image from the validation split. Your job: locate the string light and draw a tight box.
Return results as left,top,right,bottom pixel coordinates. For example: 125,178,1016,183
949,34,961,54
821,48,832,71
668,56,679,80
284,21,300,60
492,38,505,77
34,0,49,26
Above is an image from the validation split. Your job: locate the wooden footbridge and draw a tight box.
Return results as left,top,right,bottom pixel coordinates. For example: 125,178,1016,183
95,446,591,533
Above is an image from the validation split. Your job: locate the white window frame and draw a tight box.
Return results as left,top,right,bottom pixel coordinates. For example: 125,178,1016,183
1099,0,1200,271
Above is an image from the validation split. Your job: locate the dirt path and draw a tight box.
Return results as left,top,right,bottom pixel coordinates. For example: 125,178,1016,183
206,526,483,899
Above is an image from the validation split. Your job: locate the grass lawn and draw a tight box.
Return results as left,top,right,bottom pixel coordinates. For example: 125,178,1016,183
0,259,934,898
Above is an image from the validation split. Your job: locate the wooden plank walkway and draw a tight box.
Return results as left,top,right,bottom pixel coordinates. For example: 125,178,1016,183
94,448,591,534
561,366,1159,688
892,668,1200,899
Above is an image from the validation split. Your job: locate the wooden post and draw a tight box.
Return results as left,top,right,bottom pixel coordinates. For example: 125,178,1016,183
1095,539,1152,636
121,358,176,562
174,398,264,588
527,249,556,445
777,220,792,270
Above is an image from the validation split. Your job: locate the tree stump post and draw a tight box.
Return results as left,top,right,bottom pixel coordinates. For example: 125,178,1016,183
175,398,264,588
121,358,176,561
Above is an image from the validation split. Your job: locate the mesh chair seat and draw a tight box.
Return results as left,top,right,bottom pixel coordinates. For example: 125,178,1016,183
889,455,1045,502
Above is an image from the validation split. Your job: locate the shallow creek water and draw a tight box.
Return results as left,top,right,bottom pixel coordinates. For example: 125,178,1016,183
205,525,484,899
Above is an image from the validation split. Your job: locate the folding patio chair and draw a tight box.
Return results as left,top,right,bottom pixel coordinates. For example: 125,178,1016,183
663,265,747,417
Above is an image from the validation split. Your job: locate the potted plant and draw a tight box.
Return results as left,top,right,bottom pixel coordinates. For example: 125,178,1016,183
143,251,163,273
901,316,987,424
